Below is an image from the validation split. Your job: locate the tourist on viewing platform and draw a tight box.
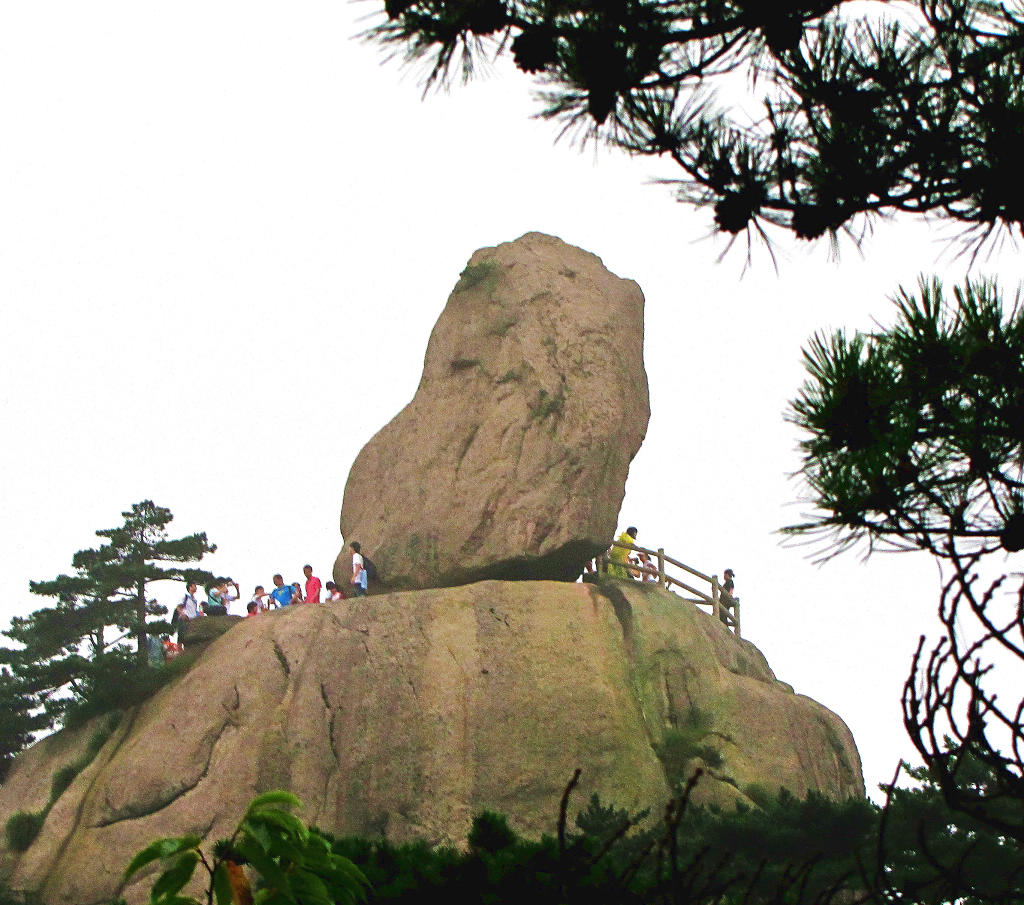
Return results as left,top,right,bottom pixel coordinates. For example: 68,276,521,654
251,584,270,612
722,568,736,598
719,568,737,625
162,635,183,660
178,582,202,620
325,580,344,601
222,578,240,613
608,526,637,579
246,601,259,618
171,581,202,642
269,573,294,608
303,564,322,604
634,549,655,582
204,583,228,616
291,581,305,603
350,541,367,597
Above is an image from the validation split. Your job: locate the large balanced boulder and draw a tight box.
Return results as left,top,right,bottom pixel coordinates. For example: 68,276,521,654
334,232,649,591
0,582,862,905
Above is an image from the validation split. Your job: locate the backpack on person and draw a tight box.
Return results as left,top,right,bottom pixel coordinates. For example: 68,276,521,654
362,555,379,583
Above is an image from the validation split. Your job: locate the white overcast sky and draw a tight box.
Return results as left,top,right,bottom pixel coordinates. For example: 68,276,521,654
2,1,1021,801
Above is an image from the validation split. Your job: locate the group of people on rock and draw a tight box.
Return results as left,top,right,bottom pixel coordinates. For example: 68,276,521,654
245,567,337,616
156,525,740,663
172,541,373,637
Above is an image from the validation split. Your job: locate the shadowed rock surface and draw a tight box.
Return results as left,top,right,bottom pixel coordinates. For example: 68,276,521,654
0,582,862,905
177,614,241,657
334,232,649,591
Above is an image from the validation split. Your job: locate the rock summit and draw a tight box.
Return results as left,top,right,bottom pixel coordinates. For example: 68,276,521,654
334,232,649,591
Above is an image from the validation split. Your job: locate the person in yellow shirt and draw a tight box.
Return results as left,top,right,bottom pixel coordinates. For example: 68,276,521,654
608,526,638,578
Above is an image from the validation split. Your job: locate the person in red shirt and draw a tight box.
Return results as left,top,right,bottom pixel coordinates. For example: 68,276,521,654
303,564,322,604
161,635,184,659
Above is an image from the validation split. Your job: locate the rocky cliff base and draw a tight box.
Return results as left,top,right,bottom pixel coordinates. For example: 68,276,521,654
0,580,862,904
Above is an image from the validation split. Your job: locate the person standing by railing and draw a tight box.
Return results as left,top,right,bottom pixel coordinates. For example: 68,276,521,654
635,549,656,581
608,526,637,579
720,568,737,624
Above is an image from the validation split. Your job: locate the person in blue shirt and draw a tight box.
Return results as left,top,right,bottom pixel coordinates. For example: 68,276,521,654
270,573,294,608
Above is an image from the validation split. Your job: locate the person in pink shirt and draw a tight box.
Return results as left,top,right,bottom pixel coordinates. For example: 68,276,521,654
303,564,322,604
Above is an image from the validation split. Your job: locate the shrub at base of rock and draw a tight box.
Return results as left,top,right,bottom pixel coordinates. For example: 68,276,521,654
4,812,44,853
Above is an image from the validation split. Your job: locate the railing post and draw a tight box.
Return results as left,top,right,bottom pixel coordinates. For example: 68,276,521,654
711,574,720,622
657,548,665,587
734,598,741,639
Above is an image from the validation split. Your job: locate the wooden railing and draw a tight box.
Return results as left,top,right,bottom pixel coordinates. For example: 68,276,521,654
594,540,741,638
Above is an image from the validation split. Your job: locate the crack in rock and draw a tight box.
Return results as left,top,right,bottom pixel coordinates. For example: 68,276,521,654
93,711,233,828
40,707,142,900
273,640,291,677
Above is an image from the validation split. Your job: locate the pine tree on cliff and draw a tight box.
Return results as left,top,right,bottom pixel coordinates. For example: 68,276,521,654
0,501,216,733
87,500,217,664
3,556,126,727
0,667,47,782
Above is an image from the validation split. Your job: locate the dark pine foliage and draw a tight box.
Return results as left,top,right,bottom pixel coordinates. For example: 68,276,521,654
0,501,216,758
786,278,1024,562
327,780,879,905
368,1,1024,252
784,281,1024,903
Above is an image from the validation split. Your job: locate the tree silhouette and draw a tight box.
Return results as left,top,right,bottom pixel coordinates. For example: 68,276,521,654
785,278,1024,562
0,667,47,783
785,279,1024,900
880,750,1024,904
370,1,1024,250
902,557,1024,843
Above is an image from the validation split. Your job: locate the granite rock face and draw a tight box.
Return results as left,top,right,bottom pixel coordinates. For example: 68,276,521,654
177,614,241,657
334,232,649,591
0,582,863,905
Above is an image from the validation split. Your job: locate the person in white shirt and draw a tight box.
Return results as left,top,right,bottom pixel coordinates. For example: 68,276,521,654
350,541,367,597
180,583,201,620
222,578,240,614
251,584,271,611
173,582,203,643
